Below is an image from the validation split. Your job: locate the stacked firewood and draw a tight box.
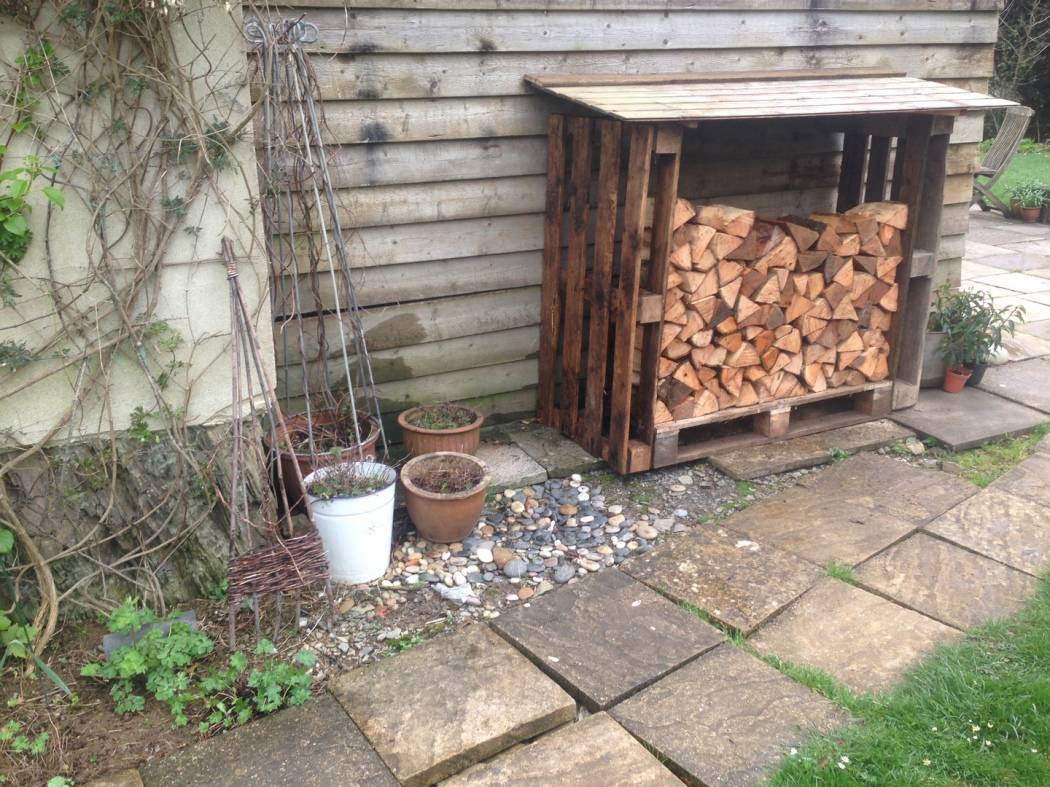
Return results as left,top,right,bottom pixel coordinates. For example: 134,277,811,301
654,200,906,424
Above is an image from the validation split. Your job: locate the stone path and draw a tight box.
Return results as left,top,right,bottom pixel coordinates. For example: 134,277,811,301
91,439,1050,787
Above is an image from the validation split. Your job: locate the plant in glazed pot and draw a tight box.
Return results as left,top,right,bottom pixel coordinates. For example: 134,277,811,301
397,402,483,457
932,285,1025,392
304,458,397,584
270,405,382,512
1009,179,1048,223
400,451,490,544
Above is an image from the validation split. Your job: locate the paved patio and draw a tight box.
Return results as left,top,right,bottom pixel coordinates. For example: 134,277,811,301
90,211,1050,787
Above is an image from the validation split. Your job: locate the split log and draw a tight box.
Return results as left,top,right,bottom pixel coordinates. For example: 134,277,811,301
658,357,678,377
669,244,693,270
693,389,719,416
717,331,743,352
753,273,781,304
725,343,759,367
672,198,697,230
736,382,759,407
773,326,802,353
876,256,903,282
678,311,704,341
720,277,742,308
689,329,714,348
691,345,727,367
673,361,702,391
756,236,798,270
878,283,899,312
664,339,691,360
691,295,717,324
797,250,829,272
654,399,674,424
846,201,908,230
694,248,719,271
710,232,745,261
774,215,822,250
693,204,756,238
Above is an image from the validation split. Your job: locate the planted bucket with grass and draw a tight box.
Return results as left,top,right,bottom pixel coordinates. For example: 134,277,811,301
401,451,490,543
397,403,483,457
304,460,396,584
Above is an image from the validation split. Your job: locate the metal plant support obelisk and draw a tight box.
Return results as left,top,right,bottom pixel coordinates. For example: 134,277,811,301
246,17,386,493
223,238,332,647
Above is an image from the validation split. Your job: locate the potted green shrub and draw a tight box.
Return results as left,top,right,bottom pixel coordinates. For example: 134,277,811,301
400,451,489,543
1009,179,1048,223
397,402,483,457
304,459,397,583
930,285,1024,392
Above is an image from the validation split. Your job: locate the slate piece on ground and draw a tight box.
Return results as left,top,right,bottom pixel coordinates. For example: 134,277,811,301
440,712,680,787
475,441,547,488
709,419,914,480
891,387,1047,450
621,527,822,634
925,487,1050,576
86,770,144,787
992,453,1050,508
139,695,396,787
978,357,1050,414
856,532,1039,630
723,485,916,566
611,644,850,787
799,452,975,525
497,420,604,478
492,569,723,710
750,578,960,694
330,625,575,787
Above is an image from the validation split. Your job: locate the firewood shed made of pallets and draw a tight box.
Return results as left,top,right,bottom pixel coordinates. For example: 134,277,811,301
532,69,1014,475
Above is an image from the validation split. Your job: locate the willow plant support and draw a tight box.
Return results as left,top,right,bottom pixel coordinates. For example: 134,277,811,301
223,238,333,648
246,17,386,464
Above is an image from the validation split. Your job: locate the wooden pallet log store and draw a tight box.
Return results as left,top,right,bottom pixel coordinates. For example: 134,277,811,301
533,71,1014,474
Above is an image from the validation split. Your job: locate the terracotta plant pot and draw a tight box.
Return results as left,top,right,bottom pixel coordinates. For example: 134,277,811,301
269,408,381,513
397,404,483,457
1020,206,1042,223
401,451,490,544
942,366,972,393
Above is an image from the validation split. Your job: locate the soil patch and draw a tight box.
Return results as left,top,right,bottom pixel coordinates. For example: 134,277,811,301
409,454,484,494
405,404,476,431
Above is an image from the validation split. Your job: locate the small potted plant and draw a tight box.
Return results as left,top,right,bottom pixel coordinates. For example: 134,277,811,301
1009,179,1048,223
931,285,1024,392
303,457,397,584
397,402,483,457
270,405,381,511
400,451,489,543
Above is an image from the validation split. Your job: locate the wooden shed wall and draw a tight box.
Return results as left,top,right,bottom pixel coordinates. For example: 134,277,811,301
271,0,1000,426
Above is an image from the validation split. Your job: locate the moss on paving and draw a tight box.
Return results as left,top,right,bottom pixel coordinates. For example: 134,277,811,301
936,423,1050,488
768,576,1050,786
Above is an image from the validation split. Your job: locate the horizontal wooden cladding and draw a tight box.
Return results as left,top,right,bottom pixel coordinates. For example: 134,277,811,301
307,45,995,101
292,10,997,54
278,324,538,393
300,96,987,147
275,286,542,363
279,1,1000,10
273,250,542,314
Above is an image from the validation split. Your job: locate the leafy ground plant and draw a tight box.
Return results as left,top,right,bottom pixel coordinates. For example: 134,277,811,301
769,576,1050,786
80,600,315,733
934,423,1050,488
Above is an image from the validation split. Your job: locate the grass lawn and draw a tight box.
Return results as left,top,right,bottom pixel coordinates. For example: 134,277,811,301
988,142,1050,206
769,576,1050,785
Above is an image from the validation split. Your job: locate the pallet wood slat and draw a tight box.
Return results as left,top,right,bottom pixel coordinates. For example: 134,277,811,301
560,116,595,437
538,114,566,426
608,125,655,472
582,119,623,453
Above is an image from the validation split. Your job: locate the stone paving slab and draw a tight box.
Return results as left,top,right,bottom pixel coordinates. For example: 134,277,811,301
855,532,1040,630
441,712,680,786
798,453,975,525
997,296,1050,322
724,485,916,566
492,569,723,710
708,419,913,480
974,271,1050,294
1024,319,1050,342
86,770,144,787
891,387,1048,450
978,357,1050,413
750,578,959,694
330,625,575,787
993,453,1050,507
621,527,822,634
139,695,396,787
475,440,547,488
611,644,851,787
925,487,1050,576
496,420,604,478
971,252,1050,271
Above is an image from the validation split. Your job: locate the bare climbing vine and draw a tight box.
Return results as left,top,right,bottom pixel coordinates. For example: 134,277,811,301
0,0,274,656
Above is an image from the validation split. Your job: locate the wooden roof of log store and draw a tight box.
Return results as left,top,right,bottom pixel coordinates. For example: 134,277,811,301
525,72,1015,122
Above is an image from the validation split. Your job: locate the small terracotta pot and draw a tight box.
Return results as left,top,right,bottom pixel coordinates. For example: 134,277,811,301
942,366,972,393
397,405,483,457
401,451,490,544
269,409,381,513
1021,206,1042,223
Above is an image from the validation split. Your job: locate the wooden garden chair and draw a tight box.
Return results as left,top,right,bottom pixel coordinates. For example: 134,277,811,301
972,105,1034,214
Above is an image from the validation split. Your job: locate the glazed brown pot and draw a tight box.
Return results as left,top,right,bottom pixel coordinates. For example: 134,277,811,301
942,366,972,394
401,451,490,544
397,405,483,457
269,409,381,512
